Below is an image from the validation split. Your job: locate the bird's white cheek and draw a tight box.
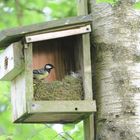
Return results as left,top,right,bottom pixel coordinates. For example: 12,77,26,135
46,65,52,69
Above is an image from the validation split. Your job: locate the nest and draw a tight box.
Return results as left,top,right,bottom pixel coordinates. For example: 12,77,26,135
33,75,84,100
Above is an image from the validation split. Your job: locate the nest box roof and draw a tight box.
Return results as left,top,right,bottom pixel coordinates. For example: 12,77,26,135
0,15,92,49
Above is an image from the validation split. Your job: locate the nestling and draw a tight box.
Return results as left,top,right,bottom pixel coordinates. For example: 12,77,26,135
33,64,54,80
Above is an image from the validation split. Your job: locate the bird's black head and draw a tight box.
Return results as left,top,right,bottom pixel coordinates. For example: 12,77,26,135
44,64,55,72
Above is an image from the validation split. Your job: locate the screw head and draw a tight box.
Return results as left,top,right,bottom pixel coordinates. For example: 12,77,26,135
27,37,31,41
32,104,35,107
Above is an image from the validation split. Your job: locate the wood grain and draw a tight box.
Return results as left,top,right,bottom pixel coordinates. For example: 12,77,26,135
26,25,91,43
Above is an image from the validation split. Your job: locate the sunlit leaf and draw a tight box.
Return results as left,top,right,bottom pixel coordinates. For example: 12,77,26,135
133,2,140,9
63,124,75,132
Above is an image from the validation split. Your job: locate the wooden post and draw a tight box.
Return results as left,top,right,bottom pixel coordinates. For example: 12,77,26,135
77,0,88,15
82,33,94,140
77,0,95,140
84,115,94,140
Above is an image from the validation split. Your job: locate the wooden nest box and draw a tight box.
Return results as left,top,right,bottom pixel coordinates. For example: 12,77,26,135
0,15,96,123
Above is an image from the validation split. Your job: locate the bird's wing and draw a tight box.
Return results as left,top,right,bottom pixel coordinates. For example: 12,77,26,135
33,68,44,74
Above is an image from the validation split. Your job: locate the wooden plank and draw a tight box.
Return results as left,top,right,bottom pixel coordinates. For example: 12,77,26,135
26,25,91,43
82,34,93,100
11,43,33,122
11,71,27,122
84,114,94,140
0,15,92,49
24,43,34,101
0,42,24,81
25,113,88,123
77,1,95,140
14,112,90,124
28,100,96,113
82,34,95,140
77,0,92,100
10,43,33,123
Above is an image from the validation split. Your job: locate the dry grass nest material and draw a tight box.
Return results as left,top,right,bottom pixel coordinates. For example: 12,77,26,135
33,75,84,100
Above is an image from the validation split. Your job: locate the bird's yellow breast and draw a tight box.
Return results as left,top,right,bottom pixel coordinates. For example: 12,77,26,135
34,72,49,80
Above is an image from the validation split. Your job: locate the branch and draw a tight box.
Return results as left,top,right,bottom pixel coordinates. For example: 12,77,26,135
24,7,45,15
51,132,74,140
14,1,45,16
15,0,24,25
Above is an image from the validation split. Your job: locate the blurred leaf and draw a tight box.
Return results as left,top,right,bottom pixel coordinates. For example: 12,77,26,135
96,0,118,5
0,0,77,29
0,135,7,140
133,2,140,9
72,122,84,140
63,124,75,132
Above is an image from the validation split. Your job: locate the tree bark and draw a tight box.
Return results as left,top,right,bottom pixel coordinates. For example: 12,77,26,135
89,1,140,140
15,0,23,26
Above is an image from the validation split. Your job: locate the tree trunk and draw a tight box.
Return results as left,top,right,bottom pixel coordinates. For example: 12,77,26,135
89,1,140,139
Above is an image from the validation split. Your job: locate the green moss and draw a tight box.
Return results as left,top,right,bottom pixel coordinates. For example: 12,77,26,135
33,75,84,100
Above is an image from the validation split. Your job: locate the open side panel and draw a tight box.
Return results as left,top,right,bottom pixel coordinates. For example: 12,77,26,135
31,35,88,101
32,35,82,82
29,27,92,101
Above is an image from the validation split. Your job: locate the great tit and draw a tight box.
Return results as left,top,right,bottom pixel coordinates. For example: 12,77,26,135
33,64,54,80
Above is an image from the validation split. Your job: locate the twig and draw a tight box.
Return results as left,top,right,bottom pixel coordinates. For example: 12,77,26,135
51,132,74,140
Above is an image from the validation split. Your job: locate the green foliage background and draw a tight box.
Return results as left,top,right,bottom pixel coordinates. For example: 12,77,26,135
0,0,84,140
0,0,77,29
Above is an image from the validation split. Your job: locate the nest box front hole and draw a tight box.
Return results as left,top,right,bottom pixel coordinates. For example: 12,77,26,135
32,35,82,82
32,35,84,101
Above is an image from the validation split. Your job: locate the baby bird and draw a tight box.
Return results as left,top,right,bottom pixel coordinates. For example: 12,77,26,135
33,64,54,80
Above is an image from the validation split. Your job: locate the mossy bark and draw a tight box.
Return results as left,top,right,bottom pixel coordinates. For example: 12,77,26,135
90,1,140,140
